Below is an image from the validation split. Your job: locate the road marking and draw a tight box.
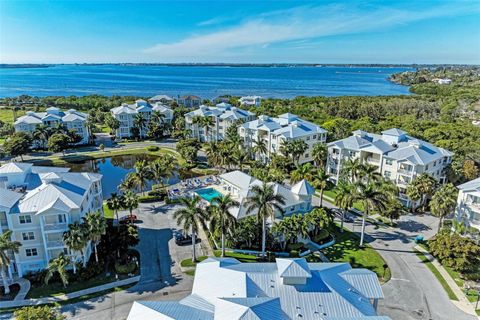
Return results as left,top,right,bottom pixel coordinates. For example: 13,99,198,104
390,278,411,282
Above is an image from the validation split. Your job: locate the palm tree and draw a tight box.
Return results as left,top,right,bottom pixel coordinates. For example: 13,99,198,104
406,182,421,212
311,168,329,207
279,140,294,163
119,174,136,194
193,116,214,141
133,113,148,138
150,160,169,188
174,196,209,262
0,230,21,294
204,142,222,168
151,110,166,124
33,124,50,149
63,222,87,272
83,212,106,263
341,158,363,182
132,160,152,195
44,254,69,288
415,173,437,212
334,180,355,231
209,195,239,257
290,163,314,184
359,163,382,184
123,191,139,223
245,182,286,256
290,140,308,165
312,142,328,168
233,149,249,171
352,182,389,246
430,183,458,233
252,137,268,162
107,193,124,222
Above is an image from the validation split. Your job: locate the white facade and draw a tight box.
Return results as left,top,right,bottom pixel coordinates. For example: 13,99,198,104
455,177,480,231
128,257,387,320
239,95,262,107
327,128,453,207
0,162,103,278
111,99,173,139
185,103,256,142
214,170,314,219
14,107,90,145
239,113,328,164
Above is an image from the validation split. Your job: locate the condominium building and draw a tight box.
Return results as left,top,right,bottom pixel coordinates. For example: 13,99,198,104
0,162,103,278
455,177,480,232
177,95,201,108
239,113,328,164
128,257,387,320
148,94,174,105
185,103,256,142
327,128,453,207
110,99,173,139
239,95,262,107
210,170,314,219
14,107,90,145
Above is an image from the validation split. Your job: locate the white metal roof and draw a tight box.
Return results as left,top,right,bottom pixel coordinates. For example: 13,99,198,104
0,162,33,174
241,114,327,138
329,129,453,165
128,258,388,320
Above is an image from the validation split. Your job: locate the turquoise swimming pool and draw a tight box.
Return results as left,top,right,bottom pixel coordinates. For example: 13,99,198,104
195,188,223,202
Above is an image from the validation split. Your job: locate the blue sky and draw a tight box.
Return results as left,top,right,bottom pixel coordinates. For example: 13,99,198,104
1,0,479,64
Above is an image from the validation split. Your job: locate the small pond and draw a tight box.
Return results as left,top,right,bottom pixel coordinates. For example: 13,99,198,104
63,154,199,198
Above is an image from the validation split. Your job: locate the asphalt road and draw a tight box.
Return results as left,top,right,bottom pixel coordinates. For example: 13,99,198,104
59,202,196,320
313,195,476,320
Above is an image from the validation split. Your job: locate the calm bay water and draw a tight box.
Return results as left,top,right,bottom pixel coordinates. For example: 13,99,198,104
0,65,412,98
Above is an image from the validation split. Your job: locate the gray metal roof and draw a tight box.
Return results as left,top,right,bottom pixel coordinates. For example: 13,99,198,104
457,177,480,192
128,258,389,320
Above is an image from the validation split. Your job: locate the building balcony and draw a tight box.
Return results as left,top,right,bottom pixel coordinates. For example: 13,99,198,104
43,223,68,232
366,157,380,164
46,240,64,248
467,202,480,212
398,169,413,175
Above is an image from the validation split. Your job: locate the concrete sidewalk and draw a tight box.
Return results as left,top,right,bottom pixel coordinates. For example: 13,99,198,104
415,245,479,317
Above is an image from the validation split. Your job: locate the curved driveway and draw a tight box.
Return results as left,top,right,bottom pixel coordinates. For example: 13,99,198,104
314,196,476,320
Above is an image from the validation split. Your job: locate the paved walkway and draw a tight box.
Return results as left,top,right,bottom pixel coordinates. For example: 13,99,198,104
415,245,478,317
13,278,30,301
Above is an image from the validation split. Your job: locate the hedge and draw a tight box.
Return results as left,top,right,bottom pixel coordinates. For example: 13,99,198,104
146,146,160,152
115,262,137,274
138,195,163,203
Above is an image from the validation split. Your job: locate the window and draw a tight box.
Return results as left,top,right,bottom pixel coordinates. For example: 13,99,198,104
58,214,66,223
425,165,429,170
22,232,35,241
384,171,392,178
25,248,38,257
306,136,310,141
313,135,317,139
433,161,437,166
385,159,393,165
19,215,32,224
304,153,309,158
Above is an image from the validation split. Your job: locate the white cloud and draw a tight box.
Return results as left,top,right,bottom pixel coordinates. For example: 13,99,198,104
144,3,479,60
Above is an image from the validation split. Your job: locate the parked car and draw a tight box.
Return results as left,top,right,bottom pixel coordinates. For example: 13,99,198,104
119,214,137,223
333,209,355,222
349,208,363,217
174,233,201,246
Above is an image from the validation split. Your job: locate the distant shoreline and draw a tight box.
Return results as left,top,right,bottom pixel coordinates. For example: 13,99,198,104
1,63,478,69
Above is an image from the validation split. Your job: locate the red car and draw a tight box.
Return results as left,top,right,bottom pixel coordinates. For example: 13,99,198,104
119,214,137,223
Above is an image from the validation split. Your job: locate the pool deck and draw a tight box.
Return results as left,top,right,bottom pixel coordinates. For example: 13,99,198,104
167,175,221,199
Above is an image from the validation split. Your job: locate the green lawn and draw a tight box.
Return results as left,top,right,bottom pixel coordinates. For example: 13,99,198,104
180,256,208,268
414,250,458,301
213,250,257,263
102,202,114,219
320,189,365,212
0,108,26,124
322,227,391,282
29,146,182,167
26,274,121,299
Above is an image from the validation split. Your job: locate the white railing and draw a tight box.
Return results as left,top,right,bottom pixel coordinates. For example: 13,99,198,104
43,223,68,231
398,168,413,175
46,240,64,248
366,157,380,164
